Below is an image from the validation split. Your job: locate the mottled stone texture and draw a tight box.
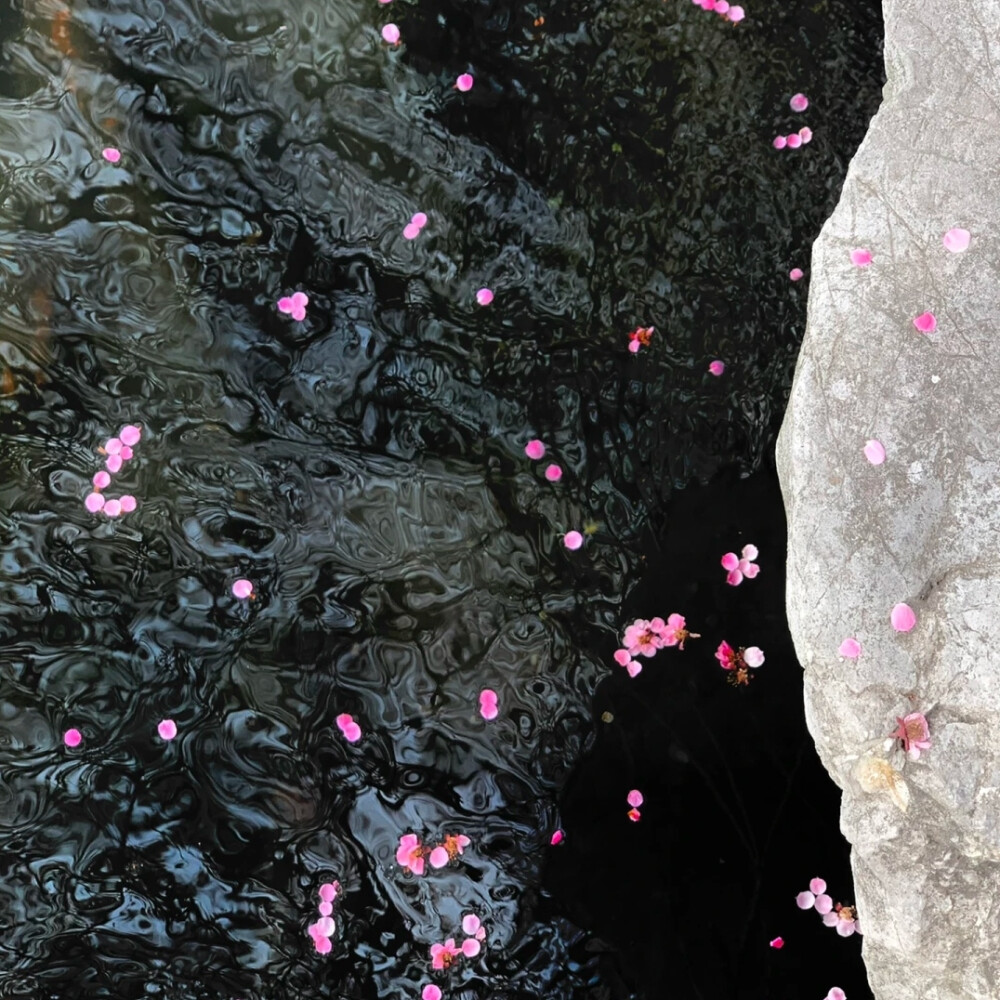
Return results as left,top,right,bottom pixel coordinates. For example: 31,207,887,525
776,2,1000,998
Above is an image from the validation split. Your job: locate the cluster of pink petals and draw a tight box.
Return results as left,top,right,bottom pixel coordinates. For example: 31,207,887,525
397,832,471,876
796,878,860,936
627,788,643,822
613,614,698,678
889,712,931,760
715,640,764,680
336,713,362,743
691,0,745,22
307,881,340,954
278,290,309,321
404,211,428,240
721,544,759,585
627,325,654,354
479,688,498,720
430,938,462,970
772,127,812,149
84,424,141,517
430,914,486,969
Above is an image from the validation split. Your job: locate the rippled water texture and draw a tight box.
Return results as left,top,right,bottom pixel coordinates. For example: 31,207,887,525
0,0,883,997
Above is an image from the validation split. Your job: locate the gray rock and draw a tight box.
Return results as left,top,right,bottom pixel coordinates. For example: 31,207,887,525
776,2,1000,998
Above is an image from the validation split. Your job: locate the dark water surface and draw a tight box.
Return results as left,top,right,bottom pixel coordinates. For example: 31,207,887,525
0,0,883,998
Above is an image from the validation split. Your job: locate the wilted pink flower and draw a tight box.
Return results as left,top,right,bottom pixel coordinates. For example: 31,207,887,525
278,291,309,321
430,938,462,970
721,544,759,585
715,640,737,671
396,833,425,875
890,712,931,760
716,641,762,686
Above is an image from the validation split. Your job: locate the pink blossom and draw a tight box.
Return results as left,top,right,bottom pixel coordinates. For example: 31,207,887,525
715,640,737,671
64,728,82,747
769,936,784,948
622,619,665,657
863,439,885,465
943,227,970,253
157,719,177,740
627,326,654,353
479,688,499,720
524,438,545,460
476,287,494,306
661,612,699,649
455,74,474,92
550,828,564,845
102,147,121,163
849,248,872,267
913,311,936,333
430,938,462,970
422,987,443,1000
544,464,562,482
396,833,425,876
890,712,931,760
278,291,309,321
232,579,253,599
838,637,861,659
824,904,858,936
381,23,400,44
789,268,804,281
708,359,725,376
563,530,583,550
627,789,643,808
789,93,809,112
721,543,759,585
890,602,916,632
336,712,362,742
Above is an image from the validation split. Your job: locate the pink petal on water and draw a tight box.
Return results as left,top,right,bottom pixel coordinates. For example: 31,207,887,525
525,438,545,460
786,133,802,149
550,829,564,845
428,846,449,868
93,471,111,489
106,454,123,474
84,492,106,513
814,894,833,914
625,660,642,678
613,649,631,666
913,311,936,333
849,248,872,267
102,147,121,163
157,719,177,740
628,339,641,354
563,530,583,550
462,914,482,936
422,987,443,1000
120,495,137,513
544,464,562,482
479,689,499,720
798,126,813,143
727,5,744,21
795,891,815,909
721,552,740,571
838,637,861,659
890,602,916,632
809,877,827,895
292,291,309,308
318,882,338,902
410,212,427,228
381,23,400,44
120,424,141,446
316,916,336,936
461,938,481,958
105,437,123,455
476,287,494,306
769,936,784,948
943,227,970,253
64,728,82,747
403,222,421,240
726,568,744,586
291,305,306,321
343,722,362,742
789,93,809,112
119,445,133,461
714,0,730,12
822,911,839,927
742,562,760,579
863,439,886,465
455,73,474,92
709,359,725,375
103,499,122,517
314,935,332,954
789,268,804,281
232,579,254,599
743,646,764,667
318,900,332,916
277,296,294,314
772,135,787,150
627,789,643,808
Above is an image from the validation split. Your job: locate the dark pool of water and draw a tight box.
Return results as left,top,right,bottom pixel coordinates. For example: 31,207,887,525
0,0,883,997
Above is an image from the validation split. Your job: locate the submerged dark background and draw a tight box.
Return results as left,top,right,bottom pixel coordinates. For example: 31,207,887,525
0,0,884,998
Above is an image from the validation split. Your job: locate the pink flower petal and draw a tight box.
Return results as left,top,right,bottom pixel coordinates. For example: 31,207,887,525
772,135,787,150
314,935,332,954
550,829,564,845
726,569,743,586
789,93,809,112
836,920,856,937
343,722,362,742
838,637,861,659
913,311,936,333
455,73,474,92
798,127,813,143
64,728,82,747
795,891,815,909
625,661,642,678
103,499,122,518
849,248,872,267
743,646,764,668
422,987,443,1000
863,439,886,465
316,916,336,936
613,649,631,666
741,544,758,560
319,882,339,902
119,495,137,513
157,719,177,740
428,846,449,868
106,454,123,474
721,552,739,571
814,893,833,914
476,287,494,306
119,445,133,461
627,789,643,808
277,296,294,314
808,877,827,895
410,212,428,228
461,938,481,957
232,579,253,599
563,530,583,550
943,227,970,253
381,23,400,44
102,147,121,163
826,990,846,1000
84,492,106,513
93,471,111,489
769,936,784,948
403,222,421,240
890,602,916,632
822,910,839,927
708,359,725,376
726,5,744,21
628,339,641,353
479,689,499,720
789,268,804,281
524,438,545,460
105,437,123,455
462,914,482,936
544,463,562,482
119,424,141,446
786,133,802,149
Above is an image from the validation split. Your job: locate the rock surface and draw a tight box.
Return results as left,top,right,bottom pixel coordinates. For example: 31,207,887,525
776,2,1000,998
